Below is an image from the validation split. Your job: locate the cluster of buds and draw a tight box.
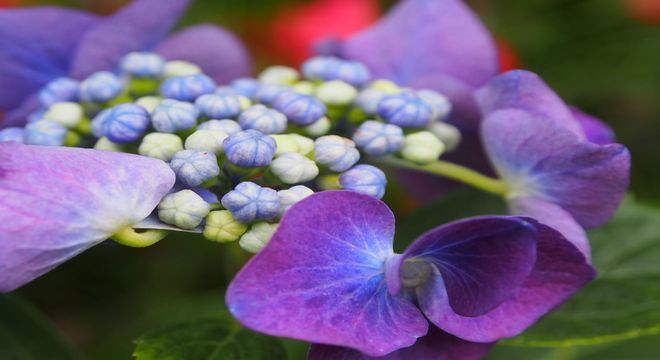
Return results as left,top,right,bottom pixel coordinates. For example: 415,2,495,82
0,52,459,253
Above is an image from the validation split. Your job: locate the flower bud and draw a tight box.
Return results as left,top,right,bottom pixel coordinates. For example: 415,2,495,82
314,135,360,172
120,52,165,78
195,93,242,119
221,182,280,223
24,120,67,146
352,120,404,156
184,130,228,155
0,127,25,143
224,130,277,167
43,102,83,128
258,66,300,85
302,56,370,87
158,190,211,230
271,153,319,184
339,164,387,199
369,79,400,93
355,88,388,114
239,105,287,134
277,185,314,216
273,91,327,126
92,104,150,143
401,131,445,164
135,96,162,113
203,210,248,243
151,99,199,133
238,95,252,110
316,80,358,106
231,78,260,99
270,134,299,155
160,74,216,102
239,222,279,253
291,134,315,155
378,91,434,128
79,71,124,103
38,77,79,108
428,122,461,152
170,149,220,187
94,137,123,152
198,119,242,135
255,84,290,105
418,89,452,122
163,60,202,78
138,132,183,161
291,81,316,95
304,116,331,136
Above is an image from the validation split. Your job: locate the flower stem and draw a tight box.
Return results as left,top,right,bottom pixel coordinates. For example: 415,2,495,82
112,227,167,248
376,155,509,196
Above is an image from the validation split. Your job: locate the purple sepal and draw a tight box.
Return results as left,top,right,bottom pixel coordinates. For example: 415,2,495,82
418,220,595,342
571,107,616,145
0,143,175,292
226,191,428,357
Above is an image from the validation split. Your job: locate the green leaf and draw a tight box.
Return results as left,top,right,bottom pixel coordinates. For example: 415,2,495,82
0,294,79,360
133,313,287,360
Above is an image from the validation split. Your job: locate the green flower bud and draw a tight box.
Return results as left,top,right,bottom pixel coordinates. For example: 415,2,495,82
369,79,400,94
271,153,319,184
271,134,315,156
184,129,228,155
138,132,184,161
316,80,358,106
44,102,83,128
158,190,211,230
238,95,252,110
163,60,202,78
401,131,445,164
291,134,315,155
239,222,279,253
135,96,162,113
94,137,123,152
292,81,316,95
305,116,331,137
258,66,300,85
203,210,248,243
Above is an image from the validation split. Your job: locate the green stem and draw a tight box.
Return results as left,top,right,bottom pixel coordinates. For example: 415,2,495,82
112,227,167,248
377,155,509,196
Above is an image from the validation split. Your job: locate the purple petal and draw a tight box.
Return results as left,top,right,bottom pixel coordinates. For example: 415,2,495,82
338,0,498,125
392,217,537,317
226,191,428,357
157,24,252,84
510,197,591,261
70,0,191,79
475,70,585,139
308,327,493,360
418,219,595,342
0,7,99,112
0,143,175,292
571,107,616,145
2,94,40,129
482,109,630,228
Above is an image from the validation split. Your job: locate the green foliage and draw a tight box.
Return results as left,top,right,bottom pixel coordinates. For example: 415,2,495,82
0,294,79,360
133,313,287,360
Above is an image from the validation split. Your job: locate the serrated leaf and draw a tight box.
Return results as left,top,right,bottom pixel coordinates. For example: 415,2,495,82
0,294,79,360
133,313,287,360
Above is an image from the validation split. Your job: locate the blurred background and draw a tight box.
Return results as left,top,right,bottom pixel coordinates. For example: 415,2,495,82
1,0,659,359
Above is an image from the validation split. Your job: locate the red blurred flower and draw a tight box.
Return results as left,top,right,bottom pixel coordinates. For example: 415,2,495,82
626,0,660,24
0,0,18,7
267,0,380,67
496,37,522,72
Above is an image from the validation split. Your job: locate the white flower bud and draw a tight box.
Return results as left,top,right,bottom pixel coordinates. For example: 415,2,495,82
258,66,300,85
316,80,358,105
271,153,319,184
203,210,248,243
369,79,401,94
135,96,162,113
163,60,202,78
239,222,279,253
184,129,228,155
138,132,184,161
428,122,461,152
401,131,445,164
44,102,83,128
277,185,314,216
292,81,316,95
305,116,331,136
94,137,123,152
291,134,315,155
158,190,211,230
271,134,315,156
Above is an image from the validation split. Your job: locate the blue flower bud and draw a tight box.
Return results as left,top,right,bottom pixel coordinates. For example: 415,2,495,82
254,83,289,105
38,77,79,108
355,88,388,114
28,110,46,124
339,164,387,199
198,119,242,135
0,127,25,143
24,120,67,146
170,149,220,187
273,91,326,126
158,189,211,230
160,74,216,102
195,93,242,119
151,99,199,133
377,91,434,128
417,89,452,121
231,78,260,99
224,130,277,167
239,105,287,134
79,71,124,103
352,120,404,156
301,56,370,87
92,104,150,143
314,135,360,172
120,52,165,78
221,182,280,223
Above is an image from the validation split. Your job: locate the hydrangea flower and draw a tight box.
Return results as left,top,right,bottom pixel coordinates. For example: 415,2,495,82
78,71,124,103
151,99,199,133
239,105,288,134
38,77,80,108
169,149,220,187
221,182,280,223
339,164,387,199
160,74,216,102
272,91,327,125
195,93,242,119
227,191,594,358
224,130,277,167
120,52,166,78
314,135,360,172
91,103,150,143
352,120,404,156
378,91,434,128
